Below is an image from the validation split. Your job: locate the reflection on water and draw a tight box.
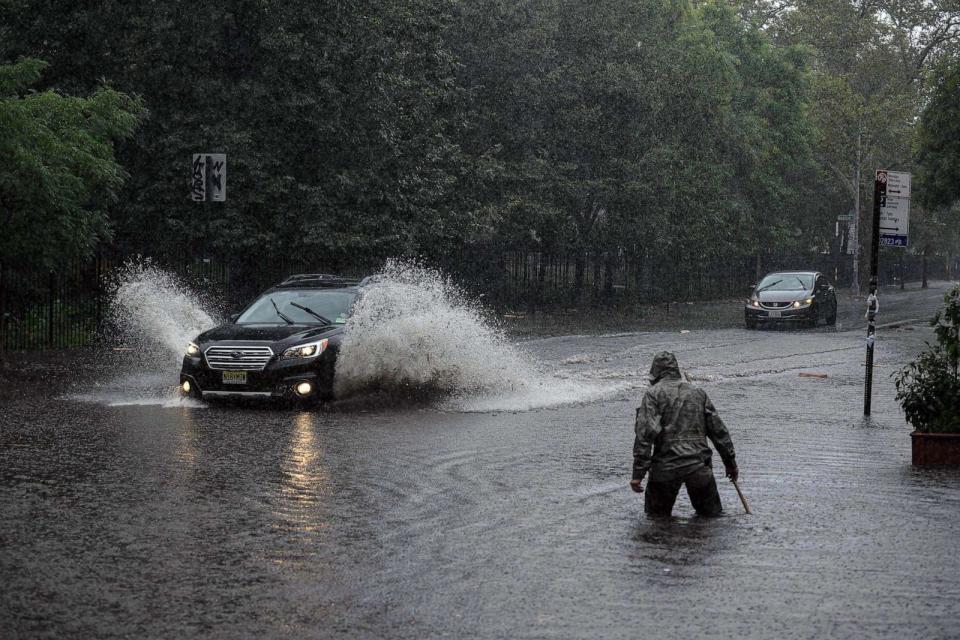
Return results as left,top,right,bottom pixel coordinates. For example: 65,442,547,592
267,411,331,568
281,412,329,511
629,513,735,572
175,407,198,466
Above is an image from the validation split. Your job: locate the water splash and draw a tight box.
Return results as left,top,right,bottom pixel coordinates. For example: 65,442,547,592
68,261,220,407
106,260,220,367
334,261,622,411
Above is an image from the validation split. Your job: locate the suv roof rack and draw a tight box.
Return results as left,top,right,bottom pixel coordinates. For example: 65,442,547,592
275,273,361,288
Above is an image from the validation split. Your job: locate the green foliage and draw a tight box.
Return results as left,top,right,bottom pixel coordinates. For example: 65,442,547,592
449,0,821,284
1,0,957,296
917,62,960,210
895,285,960,433
0,58,143,270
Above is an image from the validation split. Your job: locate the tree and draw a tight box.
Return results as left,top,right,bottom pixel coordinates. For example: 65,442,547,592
771,0,960,291
916,61,960,210
1,0,474,268
0,58,143,270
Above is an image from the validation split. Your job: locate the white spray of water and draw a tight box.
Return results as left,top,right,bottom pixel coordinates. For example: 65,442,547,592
68,262,219,407
74,260,624,411
107,261,220,366
335,261,623,411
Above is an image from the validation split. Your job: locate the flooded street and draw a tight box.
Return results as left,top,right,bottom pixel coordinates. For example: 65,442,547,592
3,283,960,639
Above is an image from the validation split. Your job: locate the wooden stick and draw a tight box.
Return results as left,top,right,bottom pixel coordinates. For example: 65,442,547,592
731,479,752,514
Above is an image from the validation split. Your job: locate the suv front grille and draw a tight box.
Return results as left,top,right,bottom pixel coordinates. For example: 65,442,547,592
205,345,274,371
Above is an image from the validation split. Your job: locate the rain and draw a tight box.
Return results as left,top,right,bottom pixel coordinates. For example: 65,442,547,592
2,2,960,638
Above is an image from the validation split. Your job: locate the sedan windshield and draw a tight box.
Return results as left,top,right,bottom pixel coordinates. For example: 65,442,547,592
757,274,813,291
237,290,356,324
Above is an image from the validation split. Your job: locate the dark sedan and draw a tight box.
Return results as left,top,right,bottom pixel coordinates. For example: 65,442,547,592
744,271,837,329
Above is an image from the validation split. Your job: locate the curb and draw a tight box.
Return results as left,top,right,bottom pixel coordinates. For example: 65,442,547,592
875,318,926,330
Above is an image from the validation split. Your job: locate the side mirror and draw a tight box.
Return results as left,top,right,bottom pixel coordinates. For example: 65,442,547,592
229,313,240,323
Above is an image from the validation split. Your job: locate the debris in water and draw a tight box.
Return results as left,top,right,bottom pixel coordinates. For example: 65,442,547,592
798,372,829,379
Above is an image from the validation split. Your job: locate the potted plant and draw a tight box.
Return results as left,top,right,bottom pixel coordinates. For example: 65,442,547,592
895,284,960,465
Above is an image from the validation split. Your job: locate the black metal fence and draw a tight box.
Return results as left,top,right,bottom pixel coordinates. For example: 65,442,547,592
1,248,955,352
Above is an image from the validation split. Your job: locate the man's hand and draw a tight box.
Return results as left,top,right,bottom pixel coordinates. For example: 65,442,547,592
630,479,644,493
725,464,739,482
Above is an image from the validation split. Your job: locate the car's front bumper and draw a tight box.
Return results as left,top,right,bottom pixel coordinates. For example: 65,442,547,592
744,305,814,322
179,354,330,400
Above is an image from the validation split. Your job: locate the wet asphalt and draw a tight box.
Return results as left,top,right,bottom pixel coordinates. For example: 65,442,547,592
2,282,960,639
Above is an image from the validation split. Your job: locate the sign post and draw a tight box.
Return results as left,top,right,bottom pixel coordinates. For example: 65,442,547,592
191,154,227,202
864,170,910,415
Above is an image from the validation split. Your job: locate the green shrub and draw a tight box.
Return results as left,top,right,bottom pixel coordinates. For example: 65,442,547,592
895,285,960,432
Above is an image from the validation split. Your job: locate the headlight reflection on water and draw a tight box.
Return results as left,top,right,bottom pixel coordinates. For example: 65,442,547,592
276,412,330,535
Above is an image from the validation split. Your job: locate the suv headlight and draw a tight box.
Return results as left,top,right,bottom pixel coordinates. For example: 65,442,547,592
186,341,200,356
282,338,328,359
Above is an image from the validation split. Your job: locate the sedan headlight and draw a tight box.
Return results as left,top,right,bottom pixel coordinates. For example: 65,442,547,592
792,298,814,308
748,297,760,307
186,341,200,356
282,338,328,360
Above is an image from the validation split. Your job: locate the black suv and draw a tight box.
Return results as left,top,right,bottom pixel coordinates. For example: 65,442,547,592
179,274,363,403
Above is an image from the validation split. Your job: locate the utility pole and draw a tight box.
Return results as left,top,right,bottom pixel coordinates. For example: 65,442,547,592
851,130,862,297
863,170,883,415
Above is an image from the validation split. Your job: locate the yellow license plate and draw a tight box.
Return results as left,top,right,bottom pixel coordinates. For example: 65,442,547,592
222,371,248,384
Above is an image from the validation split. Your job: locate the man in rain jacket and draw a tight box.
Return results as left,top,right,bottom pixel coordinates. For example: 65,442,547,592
630,351,738,517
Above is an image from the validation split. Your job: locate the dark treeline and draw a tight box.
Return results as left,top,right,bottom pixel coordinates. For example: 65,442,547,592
2,0,959,307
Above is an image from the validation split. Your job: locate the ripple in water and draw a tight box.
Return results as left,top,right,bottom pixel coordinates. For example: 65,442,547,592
335,261,623,412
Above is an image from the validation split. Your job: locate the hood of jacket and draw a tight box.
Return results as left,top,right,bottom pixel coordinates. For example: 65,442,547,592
648,351,682,385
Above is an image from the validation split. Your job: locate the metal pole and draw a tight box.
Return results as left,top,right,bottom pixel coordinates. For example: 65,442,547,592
864,170,883,415
852,130,862,296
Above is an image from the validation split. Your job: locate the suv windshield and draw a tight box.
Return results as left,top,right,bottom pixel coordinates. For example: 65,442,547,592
237,290,357,325
757,274,813,291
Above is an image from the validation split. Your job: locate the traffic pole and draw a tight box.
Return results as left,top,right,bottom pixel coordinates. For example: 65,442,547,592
864,170,884,415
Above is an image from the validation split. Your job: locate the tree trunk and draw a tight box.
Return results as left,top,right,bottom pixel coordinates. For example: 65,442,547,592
535,252,547,308
634,249,645,294
0,260,6,368
603,252,615,303
922,249,929,289
900,251,905,290
574,253,585,302
851,129,862,296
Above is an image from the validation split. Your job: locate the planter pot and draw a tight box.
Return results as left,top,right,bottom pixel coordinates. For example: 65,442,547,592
911,431,960,465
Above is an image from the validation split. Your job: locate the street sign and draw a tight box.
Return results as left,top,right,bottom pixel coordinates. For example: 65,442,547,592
191,153,227,202
876,170,910,247
884,170,911,198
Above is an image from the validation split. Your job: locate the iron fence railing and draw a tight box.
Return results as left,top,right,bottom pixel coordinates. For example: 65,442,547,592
1,249,955,352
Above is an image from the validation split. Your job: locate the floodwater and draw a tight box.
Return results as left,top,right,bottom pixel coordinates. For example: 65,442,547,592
2,282,959,639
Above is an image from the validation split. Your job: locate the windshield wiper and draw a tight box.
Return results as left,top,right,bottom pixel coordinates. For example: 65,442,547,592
756,279,782,293
794,276,808,289
271,298,294,324
289,301,331,325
